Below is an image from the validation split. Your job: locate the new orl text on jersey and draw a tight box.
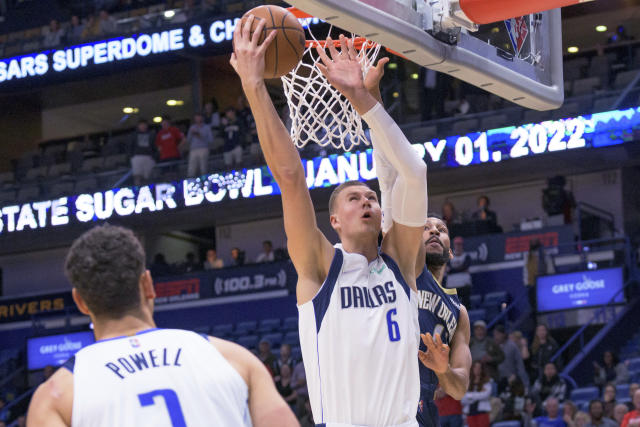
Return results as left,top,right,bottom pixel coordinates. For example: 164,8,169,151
417,290,458,339
105,345,182,379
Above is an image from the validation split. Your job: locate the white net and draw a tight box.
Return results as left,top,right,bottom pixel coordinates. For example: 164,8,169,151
281,26,381,151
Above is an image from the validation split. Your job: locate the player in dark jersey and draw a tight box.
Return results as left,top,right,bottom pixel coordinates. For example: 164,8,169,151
415,217,472,427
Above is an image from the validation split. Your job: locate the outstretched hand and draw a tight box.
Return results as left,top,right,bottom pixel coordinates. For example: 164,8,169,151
418,332,450,375
230,14,277,87
315,35,377,114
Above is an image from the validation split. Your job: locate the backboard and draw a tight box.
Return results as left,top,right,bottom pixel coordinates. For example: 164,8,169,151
285,0,564,111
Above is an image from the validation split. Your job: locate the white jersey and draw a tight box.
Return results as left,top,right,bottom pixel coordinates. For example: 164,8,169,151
298,244,420,427
68,328,251,427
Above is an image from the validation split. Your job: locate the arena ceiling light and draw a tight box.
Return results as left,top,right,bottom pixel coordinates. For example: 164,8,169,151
166,99,184,106
122,107,138,114
164,10,176,19
567,46,579,53
595,25,607,32
411,73,419,80
153,116,162,123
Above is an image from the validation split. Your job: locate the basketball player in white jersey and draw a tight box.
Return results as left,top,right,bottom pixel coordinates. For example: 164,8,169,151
26,225,299,427
231,16,427,427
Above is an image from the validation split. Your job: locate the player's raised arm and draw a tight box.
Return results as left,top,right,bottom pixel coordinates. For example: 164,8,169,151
230,16,333,304
316,36,427,287
210,338,299,427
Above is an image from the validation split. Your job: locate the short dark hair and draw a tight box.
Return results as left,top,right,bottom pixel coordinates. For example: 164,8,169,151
65,225,146,318
589,399,603,411
478,195,490,206
328,181,372,214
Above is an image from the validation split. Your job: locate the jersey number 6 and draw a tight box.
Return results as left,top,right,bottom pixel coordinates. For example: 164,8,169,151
386,308,401,342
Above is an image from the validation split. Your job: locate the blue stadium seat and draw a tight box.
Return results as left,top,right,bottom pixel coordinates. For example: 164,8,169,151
493,421,521,427
616,384,630,400
482,291,508,307
627,357,640,372
235,320,257,336
570,387,599,402
193,326,210,335
283,331,300,347
261,333,283,348
257,318,281,333
469,294,482,309
211,324,234,338
282,316,298,332
468,309,487,324
237,335,259,350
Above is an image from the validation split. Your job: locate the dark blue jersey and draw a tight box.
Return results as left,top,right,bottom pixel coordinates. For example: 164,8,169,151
416,266,461,389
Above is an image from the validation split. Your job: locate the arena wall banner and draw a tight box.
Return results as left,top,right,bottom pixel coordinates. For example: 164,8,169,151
0,291,74,323
0,107,638,238
153,261,296,304
460,224,574,264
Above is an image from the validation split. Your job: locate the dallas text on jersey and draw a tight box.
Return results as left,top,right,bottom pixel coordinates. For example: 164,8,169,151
340,281,397,309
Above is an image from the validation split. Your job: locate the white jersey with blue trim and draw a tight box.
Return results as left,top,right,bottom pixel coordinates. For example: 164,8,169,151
298,244,420,427
69,328,251,427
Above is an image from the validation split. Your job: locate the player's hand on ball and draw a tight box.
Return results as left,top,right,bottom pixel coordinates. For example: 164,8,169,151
230,15,277,86
315,35,367,100
418,332,450,375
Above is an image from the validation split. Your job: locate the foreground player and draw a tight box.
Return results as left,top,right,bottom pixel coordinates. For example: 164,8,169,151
231,16,427,427
27,225,298,427
416,218,471,427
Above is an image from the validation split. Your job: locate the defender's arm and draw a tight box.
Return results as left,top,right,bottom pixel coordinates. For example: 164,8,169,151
434,305,472,400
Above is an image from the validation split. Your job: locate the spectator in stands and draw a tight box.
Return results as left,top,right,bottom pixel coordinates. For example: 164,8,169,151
614,404,630,425
574,412,592,427
542,176,575,224
535,396,567,427
499,376,527,423
277,343,293,374
608,25,633,44
203,249,224,270
181,252,199,273
81,15,100,39
275,364,297,410
419,68,447,121
0,421,5,427
98,9,117,35
469,320,504,380
622,389,640,427
435,387,463,427
203,99,221,139
256,240,275,263
16,415,26,427
442,201,462,228
471,195,498,225
230,247,245,266
586,399,617,427
524,239,555,314
594,351,630,387
510,330,531,371
155,116,184,163
299,399,314,427
128,119,156,186
150,253,172,277
627,384,640,411
447,236,471,308
291,358,307,416
494,324,529,389
530,324,561,381
462,361,492,427
222,107,243,167
243,108,261,162
563,401,578,427
0,398,9,423
526,395,543,425
186,112,213,177
532,362,567,403
42,19,64,47
258,338,278,376
66,15,84,44
602,384,618,419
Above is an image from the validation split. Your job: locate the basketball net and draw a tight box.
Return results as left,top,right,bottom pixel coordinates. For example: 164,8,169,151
281,22,381,151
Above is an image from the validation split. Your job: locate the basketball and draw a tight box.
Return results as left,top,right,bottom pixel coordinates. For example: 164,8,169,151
239,5,306,78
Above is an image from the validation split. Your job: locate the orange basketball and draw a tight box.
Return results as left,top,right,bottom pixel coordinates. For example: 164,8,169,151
240,5,306,78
